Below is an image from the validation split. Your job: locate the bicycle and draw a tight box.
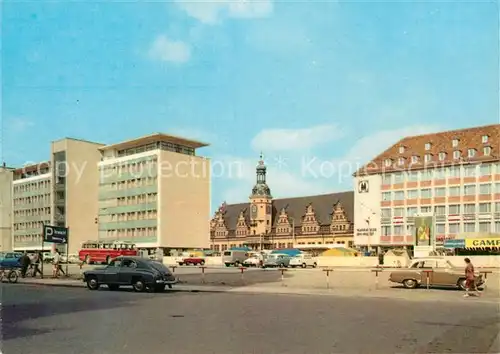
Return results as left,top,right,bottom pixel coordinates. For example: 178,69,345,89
0,268,19,283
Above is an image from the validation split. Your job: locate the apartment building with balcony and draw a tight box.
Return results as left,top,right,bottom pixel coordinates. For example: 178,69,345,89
0,165,14,251
97,133,211,252
12,138,103,252
354,124,500,251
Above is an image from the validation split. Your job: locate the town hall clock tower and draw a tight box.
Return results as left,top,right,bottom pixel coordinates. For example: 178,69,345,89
249,154,273,236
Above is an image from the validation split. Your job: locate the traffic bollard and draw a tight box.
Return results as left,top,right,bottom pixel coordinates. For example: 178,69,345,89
278,267,287,286
371,267,383,290
422,269,433,290
239,266,246,283
200,266,207,284
170,266,177,273
323,268,333,289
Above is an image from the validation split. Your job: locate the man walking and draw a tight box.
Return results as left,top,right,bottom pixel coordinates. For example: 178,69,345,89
20,252,31,278
32,251,43,278
464,258,480,297
53,250,66,278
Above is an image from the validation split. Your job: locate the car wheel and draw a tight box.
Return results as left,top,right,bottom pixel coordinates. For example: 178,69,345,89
178,263,183,266
457,278,467,290
108,284,119,291
200,260,205,266
132,278,146,292
86,276,100,290
167,284,173,289
301,263,307,269
234,261,240,267
312,263,317,268
185,262,191,266
225,263,230,267
403,279,418,289
7,270,18,283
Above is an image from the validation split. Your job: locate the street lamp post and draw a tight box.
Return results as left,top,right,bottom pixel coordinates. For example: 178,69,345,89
291,218,296,246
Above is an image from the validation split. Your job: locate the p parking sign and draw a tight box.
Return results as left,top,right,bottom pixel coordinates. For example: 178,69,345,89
43,225,69,244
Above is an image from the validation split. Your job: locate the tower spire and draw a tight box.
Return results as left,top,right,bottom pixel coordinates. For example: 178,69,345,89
250,153,272,198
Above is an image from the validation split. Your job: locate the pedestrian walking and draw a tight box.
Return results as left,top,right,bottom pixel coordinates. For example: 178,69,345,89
32,251,43,278
20,252,31,278
53,250,66,278
464,258,480,297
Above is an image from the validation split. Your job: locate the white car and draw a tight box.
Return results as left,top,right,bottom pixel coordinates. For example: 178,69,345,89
243,255,263,267
289,254,317,268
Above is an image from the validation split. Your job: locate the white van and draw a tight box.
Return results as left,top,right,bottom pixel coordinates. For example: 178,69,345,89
289,253,317,268
222,250,248,267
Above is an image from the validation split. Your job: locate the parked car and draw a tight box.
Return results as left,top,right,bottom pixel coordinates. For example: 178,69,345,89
83,256,177,292
177,257,205,266
0,252,22,268
243,254,265,267
222,250,248,267
263,254,291,268
388,257,484,290
289,253,317,268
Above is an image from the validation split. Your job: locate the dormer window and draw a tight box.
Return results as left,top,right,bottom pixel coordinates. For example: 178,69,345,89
468,149,476,158
452,139,459,147
453,150,461,159
425,143,432,151
411,155,419,164
484,146,491,156
482,135,489,143
438,152,447,161
398,157,405,165
424,154,432,163
399,146,405,153
384,159,392,167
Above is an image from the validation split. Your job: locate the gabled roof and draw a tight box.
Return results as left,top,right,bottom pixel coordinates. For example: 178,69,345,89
355,124,500,176
216,191,354,231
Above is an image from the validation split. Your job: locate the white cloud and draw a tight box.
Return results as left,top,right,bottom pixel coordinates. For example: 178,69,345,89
7,118,35,132
251,124,344,152
175,0,273,24
149,35,191,63
214,124,444,205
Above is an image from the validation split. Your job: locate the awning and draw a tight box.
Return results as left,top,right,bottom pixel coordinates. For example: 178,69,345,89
443,239,465,249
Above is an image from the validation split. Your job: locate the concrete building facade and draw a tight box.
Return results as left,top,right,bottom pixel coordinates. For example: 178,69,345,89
12,138,104,253
0,165,14,251
97,133,211,252
354,124,500,251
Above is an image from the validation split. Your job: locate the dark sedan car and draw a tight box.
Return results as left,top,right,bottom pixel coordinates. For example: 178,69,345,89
83,256,177,292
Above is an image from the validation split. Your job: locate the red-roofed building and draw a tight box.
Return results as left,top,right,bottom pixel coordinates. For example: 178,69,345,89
353,124,500,251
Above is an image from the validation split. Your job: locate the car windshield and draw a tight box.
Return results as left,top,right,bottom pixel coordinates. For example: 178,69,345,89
223,251,231,256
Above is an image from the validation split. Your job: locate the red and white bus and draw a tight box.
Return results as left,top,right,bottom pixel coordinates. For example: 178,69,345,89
78,241,138,264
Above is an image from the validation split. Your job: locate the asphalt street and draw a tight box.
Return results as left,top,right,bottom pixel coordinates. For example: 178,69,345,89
2,284,499,354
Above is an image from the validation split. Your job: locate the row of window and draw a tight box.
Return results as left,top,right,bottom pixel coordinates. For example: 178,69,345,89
107,210,158,222
13,207,51,219
13,234,43,243
381,221,500,236
13,220,50,231
398,136,490,155
104,227,157,239
381,164,496,184
13,180,51,193
382,183,499,201
103,177,157,190
382,202,500,217
100,158,157,174
115,142,195,158
388,146,492,167
13,194,51,206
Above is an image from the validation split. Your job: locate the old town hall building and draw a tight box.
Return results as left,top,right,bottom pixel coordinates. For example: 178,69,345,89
210,156,354,251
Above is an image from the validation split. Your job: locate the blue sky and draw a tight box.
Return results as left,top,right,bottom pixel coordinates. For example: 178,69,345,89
2,0,499,213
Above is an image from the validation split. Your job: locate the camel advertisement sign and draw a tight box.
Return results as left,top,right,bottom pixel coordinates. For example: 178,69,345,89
414,216,434,246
